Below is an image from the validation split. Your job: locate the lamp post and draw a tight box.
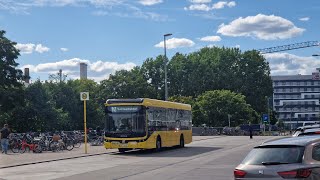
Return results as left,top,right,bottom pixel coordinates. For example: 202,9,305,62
164,33,172,101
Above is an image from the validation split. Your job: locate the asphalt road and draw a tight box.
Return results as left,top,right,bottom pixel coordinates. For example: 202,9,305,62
0,136,276,180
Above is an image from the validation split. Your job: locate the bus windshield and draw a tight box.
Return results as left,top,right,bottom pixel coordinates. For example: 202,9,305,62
105,106,146,137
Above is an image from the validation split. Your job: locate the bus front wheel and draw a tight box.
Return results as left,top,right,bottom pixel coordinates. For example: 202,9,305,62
180,135,185,148
155,137,162,152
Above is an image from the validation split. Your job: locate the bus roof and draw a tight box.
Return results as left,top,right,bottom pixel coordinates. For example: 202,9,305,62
105,98,191,110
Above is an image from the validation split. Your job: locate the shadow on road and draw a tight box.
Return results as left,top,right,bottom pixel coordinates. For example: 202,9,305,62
113,146,221,157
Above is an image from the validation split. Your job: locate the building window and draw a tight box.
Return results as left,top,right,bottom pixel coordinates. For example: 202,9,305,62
312,81,314,85
305,81,308,85
290,88,293,92
282,81,286,85
297,82,300,85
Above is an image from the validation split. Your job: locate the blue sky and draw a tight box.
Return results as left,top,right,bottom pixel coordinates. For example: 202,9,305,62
1,0,320,82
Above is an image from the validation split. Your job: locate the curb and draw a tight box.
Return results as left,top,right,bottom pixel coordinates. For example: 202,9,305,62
0,151,116,169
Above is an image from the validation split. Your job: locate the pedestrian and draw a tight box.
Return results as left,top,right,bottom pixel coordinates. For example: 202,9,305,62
0,124,11,154
249,123,253,139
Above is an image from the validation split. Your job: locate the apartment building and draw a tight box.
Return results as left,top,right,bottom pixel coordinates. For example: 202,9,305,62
272,70,320,129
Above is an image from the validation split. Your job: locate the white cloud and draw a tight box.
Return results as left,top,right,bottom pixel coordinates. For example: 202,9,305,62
264,53,320,75
189,0,211,3
15,43,50,54
35,44,50,53
2,1,169,21
138,0,163,6
60,48,69,52
217,14,305,40
15,43,35,54
235,44,240,48
155,38,195,49
185,1,236,11
185,4,211,11
21,58,136,82
199,35,221,42
212,1,236,9
299,17,310,21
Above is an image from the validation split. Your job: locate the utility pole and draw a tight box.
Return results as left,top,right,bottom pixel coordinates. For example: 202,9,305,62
267,97,271,135
163,33,172,101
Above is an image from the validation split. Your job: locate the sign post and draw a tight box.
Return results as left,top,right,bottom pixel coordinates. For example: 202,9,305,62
80,92,89,154
262,114,269,134
227,114,232,127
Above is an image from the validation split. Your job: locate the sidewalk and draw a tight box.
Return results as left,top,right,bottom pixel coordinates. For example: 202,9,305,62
0,136,222,169
0,144,115,169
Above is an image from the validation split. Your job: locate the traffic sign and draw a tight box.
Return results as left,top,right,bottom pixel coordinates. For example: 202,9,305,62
80,92,89,101
263,114,269,123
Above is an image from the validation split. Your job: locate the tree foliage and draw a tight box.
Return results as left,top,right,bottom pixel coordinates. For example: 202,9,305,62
194,90,258,127
0,30,24,113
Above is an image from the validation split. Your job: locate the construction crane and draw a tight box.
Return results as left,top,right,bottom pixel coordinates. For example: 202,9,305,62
257,41,320,54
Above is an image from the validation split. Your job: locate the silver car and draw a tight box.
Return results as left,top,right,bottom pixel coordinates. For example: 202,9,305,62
234,136,320,179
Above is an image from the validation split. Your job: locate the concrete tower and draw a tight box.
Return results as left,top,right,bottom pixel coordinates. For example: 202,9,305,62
80,63,87,80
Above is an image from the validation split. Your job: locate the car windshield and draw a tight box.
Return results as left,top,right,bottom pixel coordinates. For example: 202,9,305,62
241,146,305,165
105,106,146,133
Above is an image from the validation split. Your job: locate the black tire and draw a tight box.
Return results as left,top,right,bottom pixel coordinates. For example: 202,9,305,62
179,135,185,148
73,140,81,148
118,148,127,153
49,141,59,152
33,145,42,153
65,140,74,151
155,137,162,152
19,146,28,154
10,142,21,153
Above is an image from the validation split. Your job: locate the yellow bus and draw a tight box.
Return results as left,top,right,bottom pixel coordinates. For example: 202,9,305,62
104,98,192,152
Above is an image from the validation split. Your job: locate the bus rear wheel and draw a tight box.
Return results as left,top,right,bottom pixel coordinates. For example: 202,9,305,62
118,148,127,153
180,135,185,148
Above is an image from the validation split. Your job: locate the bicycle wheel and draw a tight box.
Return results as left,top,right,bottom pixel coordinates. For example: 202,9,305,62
10,141,21,153
19,146,28,154
73,139,81,148
33,144,42,153
49,141,59,152
65,140,74,151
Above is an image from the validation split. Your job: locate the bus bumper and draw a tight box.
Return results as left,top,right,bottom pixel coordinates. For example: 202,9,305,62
104,141,155,149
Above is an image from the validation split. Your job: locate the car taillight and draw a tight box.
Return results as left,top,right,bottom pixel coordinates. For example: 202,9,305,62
278,169,312,179
234,169,246,178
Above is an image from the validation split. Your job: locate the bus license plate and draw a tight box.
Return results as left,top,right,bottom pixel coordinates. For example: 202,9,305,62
119,143,128,147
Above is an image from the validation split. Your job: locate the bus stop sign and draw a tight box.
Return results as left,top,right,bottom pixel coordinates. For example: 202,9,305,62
263,114,269,123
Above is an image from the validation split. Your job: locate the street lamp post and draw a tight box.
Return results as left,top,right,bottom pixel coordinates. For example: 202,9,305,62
164,33,172,101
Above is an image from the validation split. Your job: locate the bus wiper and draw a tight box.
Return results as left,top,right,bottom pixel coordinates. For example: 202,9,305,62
262,162,289,165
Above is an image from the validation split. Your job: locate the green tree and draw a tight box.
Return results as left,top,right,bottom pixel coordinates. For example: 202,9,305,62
0,30,24,114
168,47,272,114
140,56,166,99
195,90,258,127
100,67,155,99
